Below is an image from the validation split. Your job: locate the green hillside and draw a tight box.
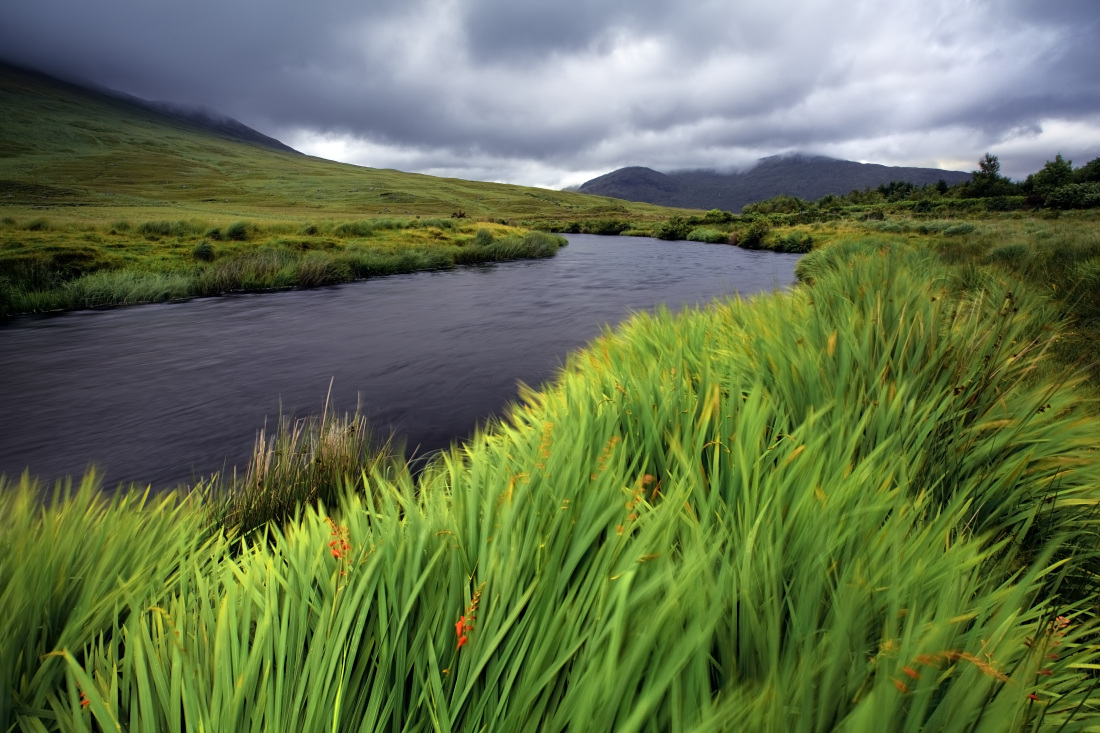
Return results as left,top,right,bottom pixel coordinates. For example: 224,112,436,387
0,64,685,315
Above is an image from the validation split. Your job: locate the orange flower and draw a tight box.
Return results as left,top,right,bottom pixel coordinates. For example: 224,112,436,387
454,584,484,651
80,690,90,708
902,666,920,680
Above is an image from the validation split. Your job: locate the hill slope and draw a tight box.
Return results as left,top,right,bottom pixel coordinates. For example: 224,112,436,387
0,62,674,222
578,154,972,211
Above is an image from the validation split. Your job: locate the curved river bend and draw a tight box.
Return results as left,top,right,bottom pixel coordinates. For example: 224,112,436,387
0,234,802,489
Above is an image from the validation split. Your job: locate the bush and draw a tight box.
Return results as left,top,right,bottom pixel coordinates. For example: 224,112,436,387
585,219,631,236
702,209,735,224
1046,183,1100,210
653,215,693,241
735,220,771,249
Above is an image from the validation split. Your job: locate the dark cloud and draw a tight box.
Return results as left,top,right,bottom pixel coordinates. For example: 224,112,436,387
1,0,1098,186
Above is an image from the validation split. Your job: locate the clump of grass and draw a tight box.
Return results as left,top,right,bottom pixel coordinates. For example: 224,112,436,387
200,401,401,539
473,227,494,246
225,221,249,241
686,227,728,243
333,220,374,238
192,240,216,262
295,252,352,286
943,222,977,236
137,220,205,239
25,217,50,231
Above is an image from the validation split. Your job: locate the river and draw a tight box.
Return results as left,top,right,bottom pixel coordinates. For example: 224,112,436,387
0,234,801,489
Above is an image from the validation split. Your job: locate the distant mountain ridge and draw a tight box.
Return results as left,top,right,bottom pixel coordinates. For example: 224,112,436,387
577,154,972,211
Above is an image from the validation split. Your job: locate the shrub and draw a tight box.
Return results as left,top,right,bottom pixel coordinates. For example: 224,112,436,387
585,219,631,236
1046,183,1100,210
653,215,692,241
703,209,735,224
736,220,771,249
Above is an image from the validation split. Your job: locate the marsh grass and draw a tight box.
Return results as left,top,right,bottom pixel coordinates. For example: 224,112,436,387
5,236,1100,729
1,222,567,315
199,401,404,541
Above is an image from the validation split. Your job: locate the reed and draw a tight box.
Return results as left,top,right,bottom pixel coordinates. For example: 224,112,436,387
3,237,1100,729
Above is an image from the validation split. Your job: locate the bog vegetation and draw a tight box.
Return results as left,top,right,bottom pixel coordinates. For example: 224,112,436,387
5,216,1100,729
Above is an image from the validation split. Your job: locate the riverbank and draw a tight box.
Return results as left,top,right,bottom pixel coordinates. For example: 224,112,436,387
0,215,565,316
4,231,1099,729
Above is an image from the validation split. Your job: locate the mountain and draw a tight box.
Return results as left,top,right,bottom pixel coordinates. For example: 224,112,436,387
577,154,973,211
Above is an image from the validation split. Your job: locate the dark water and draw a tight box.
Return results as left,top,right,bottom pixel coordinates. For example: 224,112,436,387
0,235,801,488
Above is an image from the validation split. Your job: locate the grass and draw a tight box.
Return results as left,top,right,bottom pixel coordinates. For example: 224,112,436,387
4,233,1100,730
0,222,567,315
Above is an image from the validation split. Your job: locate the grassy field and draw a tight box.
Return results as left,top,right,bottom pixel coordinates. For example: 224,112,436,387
4,226,1100,730
0,64,685,315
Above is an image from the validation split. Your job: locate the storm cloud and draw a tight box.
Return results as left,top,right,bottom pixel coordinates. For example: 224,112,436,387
2,0,1098,187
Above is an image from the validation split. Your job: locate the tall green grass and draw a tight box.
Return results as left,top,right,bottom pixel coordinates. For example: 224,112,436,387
3,237,1100,729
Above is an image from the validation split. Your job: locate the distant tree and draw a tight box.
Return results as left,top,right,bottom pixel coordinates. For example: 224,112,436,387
935,179,949,195
1074,157,1100,183
978,153,1001,178
963,153,1017,197
1033,154,1074,193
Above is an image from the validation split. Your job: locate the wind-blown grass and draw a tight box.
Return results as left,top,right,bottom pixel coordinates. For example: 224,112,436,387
3,237,1100,730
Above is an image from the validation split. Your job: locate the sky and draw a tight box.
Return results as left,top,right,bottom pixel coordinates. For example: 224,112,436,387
2,0,1098,189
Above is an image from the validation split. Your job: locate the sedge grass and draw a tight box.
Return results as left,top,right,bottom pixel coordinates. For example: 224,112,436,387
4,237,1100,729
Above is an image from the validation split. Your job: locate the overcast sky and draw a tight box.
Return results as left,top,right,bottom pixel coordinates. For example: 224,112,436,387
2,0,1098,188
